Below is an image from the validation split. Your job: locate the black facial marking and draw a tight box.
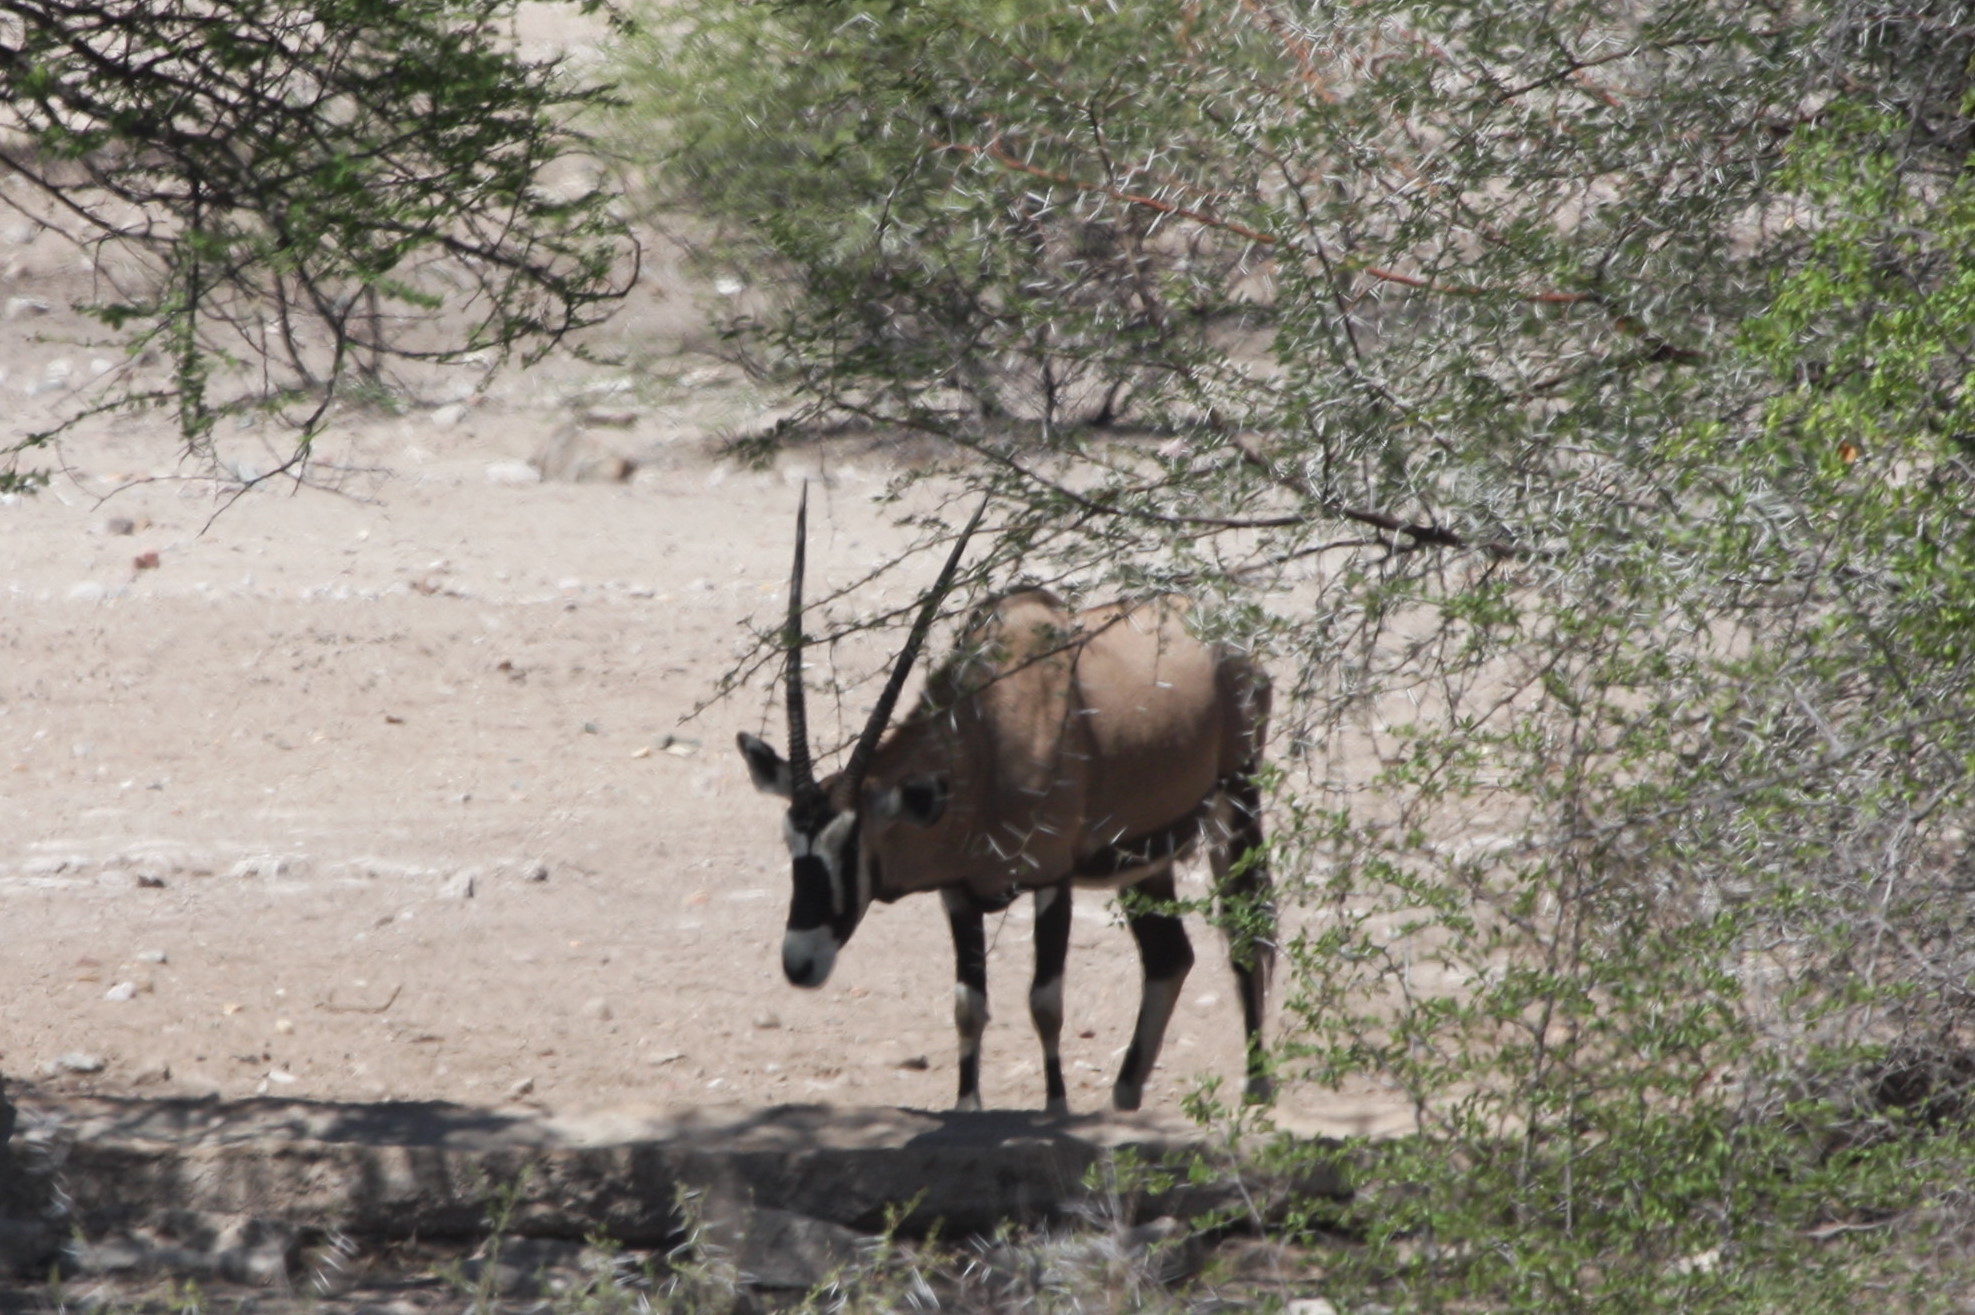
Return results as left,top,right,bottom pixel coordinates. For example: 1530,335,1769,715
788,854,834,931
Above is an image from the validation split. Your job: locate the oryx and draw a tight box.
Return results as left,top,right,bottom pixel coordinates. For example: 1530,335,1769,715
736,492,1274,1114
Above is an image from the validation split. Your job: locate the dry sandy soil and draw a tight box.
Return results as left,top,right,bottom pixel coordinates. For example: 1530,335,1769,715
0,239,1401,1143
0,1,1411,1138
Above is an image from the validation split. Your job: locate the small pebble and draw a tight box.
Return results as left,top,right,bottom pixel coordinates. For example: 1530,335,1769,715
580,997,613,1022
54,1051,106,1074
753,1012,782,1030
136,948,168,964
506,1076,536,1100
104,981,138,1002
485,459,540,485
274,1018,295,1035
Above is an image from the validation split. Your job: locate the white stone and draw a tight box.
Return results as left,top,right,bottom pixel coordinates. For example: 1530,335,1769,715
484,460,540,485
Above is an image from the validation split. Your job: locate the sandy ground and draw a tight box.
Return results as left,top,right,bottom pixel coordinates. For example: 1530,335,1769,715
0,256,1393,1137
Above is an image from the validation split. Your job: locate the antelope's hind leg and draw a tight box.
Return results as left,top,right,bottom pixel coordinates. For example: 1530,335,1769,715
942,887,990,1112
1030,883,1072,1115
1213,774,1276,1105
1113,868,1194,1112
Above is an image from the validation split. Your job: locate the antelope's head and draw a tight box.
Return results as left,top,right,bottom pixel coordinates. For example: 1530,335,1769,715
736,489,980,988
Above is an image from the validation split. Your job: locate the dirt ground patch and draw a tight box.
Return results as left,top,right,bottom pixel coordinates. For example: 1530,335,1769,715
0,287,1400,1139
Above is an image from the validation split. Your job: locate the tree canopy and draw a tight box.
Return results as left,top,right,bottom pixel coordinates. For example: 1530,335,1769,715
624,0,1975,1305
0,0,637,493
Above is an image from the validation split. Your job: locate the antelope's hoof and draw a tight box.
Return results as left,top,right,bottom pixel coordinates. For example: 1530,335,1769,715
1044,1097,1071,1118
1244,1074,1276,1106
1111,1082,1144,1112
953,1092,983,1113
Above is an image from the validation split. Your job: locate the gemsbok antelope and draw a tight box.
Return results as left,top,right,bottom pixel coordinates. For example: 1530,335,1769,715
736,493,1274,1113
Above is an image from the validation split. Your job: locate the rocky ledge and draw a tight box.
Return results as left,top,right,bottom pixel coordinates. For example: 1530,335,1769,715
0,1094,1346,1294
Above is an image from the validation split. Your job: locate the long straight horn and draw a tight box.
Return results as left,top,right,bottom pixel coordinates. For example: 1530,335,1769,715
783,484,818,794
841,496,989,796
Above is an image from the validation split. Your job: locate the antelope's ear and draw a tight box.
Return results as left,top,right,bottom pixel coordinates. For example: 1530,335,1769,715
736,732,793,798
876,774,948,828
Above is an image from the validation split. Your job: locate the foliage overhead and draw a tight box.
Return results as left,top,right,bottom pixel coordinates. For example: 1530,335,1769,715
626,0,1975,1306
0,0,638,492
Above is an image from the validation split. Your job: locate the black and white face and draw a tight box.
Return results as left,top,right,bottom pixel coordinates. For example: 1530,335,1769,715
736,733,872,988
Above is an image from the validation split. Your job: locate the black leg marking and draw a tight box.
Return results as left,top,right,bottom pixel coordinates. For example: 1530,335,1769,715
1214,773,1276,1105
1030,883,1072,1114
943,887,990,1112
1114,868,1194,1111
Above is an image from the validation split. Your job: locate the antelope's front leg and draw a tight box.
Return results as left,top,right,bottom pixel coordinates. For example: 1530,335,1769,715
942,888,990,1111
1030,884,1072,1115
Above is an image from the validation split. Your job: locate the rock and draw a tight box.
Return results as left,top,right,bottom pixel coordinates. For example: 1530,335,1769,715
430,402,470,428
1123,1215,1204,1286
737,1209,862,1290
103,516,136,536
440,870,477,900
752,1013,781,1030
533,422,636,483
4,296,50,319
522,860,549,883
0,1220,54,1278
580,998,612,1022
20,1097,1232,1264
461,1236,586,1298
72,1215,300,1286
227,854,311,880
136,948,168,965
505,1077,536,1101
49,1052,106,1075
104,982,138,1003
1286,1300,1342,1315
485,459,541,485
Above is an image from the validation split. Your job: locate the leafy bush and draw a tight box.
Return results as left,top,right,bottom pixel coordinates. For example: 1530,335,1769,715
0,0,637,490
622,0,1975,1307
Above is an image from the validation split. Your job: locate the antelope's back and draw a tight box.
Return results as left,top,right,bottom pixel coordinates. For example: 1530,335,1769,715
1065,595,1265,859
863,589,1262,900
